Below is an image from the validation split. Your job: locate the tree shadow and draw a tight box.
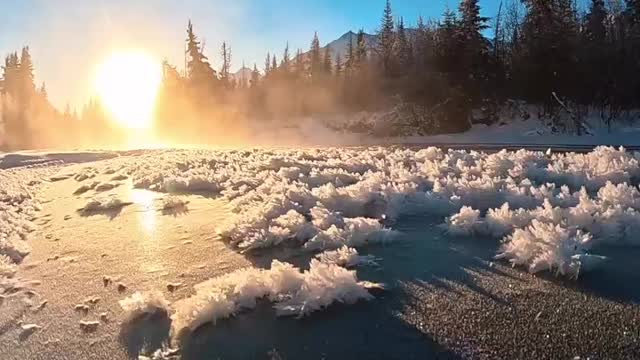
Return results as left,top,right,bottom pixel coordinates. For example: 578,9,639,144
118,311,172,359
177,215,518,359
176,211,640,359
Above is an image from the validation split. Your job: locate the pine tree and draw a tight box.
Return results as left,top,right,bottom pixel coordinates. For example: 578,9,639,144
458,0,489,42
19,47,36,102
377,0,396,76
39,82,47,100
220,42,232,87
185,21,216,89
345,32,355,73
271,54,278,73
457,0,491,103
396,17,413,73
520,0,580,103
627,0,640,25
310,32,322,77
356,30,368,67
323,47,332,75
264,52,271,74
586,1,608,43
335,52,343,75
281,42,291,72
251,63,260,87
294,49,304,78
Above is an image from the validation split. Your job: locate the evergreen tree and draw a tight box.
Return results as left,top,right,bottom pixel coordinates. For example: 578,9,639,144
377,0,396,76
281,42,291,72
345,32,355,73
39,82,47,100
356,30,368,67
185,21,216,90
251,63,260,87
396,17,414,73
323,47,332,75
457,0,491,103
310,32,322,77
585,0,607,43
220,42,232,87
264,52,271,74
335,52,343,75
19,46,35,96
271,54,278,73
294,49,304,78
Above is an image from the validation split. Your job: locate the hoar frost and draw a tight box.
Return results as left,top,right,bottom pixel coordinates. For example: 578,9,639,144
171,259,379,336
112,146,640,278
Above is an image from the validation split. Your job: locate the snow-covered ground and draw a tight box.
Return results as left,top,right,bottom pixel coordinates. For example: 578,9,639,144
2,145,640,359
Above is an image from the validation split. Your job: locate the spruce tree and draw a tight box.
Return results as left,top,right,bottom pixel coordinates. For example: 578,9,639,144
377,0,396,76
310,32,322,77
220,42,232,87
356,30,368,67
264,52,271,74
335,52,343,75
251,63,260,87
345,32,355,73
281,42,291,72
323,47,332,75
396,17,413,73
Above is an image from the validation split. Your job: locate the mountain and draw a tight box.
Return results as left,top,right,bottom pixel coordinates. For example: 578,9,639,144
323,31,378,57
231,66,253,85
230,30,384,74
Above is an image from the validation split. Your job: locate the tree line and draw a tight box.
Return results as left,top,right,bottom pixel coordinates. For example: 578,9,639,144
0,47,125,150
3,0,640,149
155,0,640,139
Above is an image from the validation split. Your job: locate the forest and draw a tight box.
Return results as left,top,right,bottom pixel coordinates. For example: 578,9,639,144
2,0,640,150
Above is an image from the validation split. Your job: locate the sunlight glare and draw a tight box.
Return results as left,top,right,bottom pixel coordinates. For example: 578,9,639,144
95,52,162,129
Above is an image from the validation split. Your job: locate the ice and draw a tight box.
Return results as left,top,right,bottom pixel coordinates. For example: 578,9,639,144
496,221,594,278
0,255,17,278
161,196,189,211
119,291,171,321
171,259,377,336
78,195,133,214
315,246,379,268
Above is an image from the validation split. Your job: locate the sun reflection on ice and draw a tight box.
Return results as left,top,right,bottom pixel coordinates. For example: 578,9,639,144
130,189,158,236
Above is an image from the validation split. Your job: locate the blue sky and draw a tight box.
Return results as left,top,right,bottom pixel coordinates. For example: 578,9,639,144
1,0,506,109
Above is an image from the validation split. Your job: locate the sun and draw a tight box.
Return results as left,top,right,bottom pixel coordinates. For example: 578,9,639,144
95,51,162,129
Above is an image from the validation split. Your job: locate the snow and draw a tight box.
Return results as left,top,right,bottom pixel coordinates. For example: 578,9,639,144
171,259,377,336
0,167,53,267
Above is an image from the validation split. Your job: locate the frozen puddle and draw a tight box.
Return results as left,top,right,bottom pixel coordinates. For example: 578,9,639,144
2,146,640,359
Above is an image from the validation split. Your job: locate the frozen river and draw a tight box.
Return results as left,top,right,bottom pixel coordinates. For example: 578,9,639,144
2,146,640,359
